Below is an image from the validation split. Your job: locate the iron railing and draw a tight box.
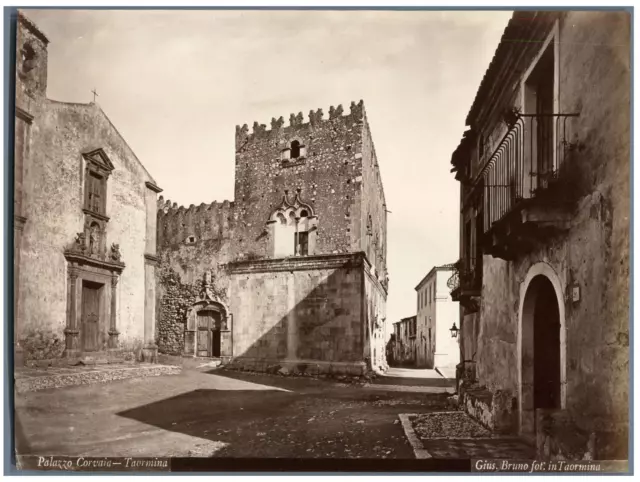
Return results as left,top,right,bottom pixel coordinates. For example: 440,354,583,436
447,257,481,293
447,268,459,292
480,113,579,234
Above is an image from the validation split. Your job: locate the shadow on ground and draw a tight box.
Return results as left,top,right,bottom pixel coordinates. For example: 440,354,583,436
117,373,450,459
372,376,455,388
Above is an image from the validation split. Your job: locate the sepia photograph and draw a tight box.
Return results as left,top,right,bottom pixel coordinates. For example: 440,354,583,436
8,3,632,474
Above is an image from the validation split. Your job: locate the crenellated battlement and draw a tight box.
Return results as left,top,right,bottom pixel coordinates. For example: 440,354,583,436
157,196,233,214
157,195,235,247
235,99,365,146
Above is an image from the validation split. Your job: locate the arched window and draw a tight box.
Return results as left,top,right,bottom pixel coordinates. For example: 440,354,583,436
268,192,316,258
290,140,301,159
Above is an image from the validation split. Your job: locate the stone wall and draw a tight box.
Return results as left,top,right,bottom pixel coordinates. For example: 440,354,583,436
232,101,372,260
18,99,154,353
535,409,628,460
360,115,388,282
226,253,373,375
155,264,227,355
156,101,389,365
364,263,388,372
460,312,479,362
467,11,629,443
14,13,160,363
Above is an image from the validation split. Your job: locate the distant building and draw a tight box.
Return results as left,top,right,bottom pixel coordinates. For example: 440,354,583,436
14,13,162,366
391,316,417,366
415,265,459,369
449,11,629,459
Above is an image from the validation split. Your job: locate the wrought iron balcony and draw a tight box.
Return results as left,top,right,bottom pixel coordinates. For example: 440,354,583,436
449,258,481,310
479,111,580,260
446,269,460,292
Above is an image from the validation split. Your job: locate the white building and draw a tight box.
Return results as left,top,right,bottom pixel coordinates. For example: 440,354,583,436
414,264,459,369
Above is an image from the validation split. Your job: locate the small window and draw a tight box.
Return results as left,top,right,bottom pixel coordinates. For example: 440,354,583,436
290,140,301,159
300,209,308,218
295,231,309,256
85,170,106,215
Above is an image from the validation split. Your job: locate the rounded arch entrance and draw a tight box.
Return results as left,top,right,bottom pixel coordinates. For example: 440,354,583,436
517,262,566,437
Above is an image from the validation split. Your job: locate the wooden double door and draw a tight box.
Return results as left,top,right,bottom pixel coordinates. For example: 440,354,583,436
197,310,221,358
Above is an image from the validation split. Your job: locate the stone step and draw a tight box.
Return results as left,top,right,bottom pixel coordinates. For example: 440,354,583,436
14,363,181,393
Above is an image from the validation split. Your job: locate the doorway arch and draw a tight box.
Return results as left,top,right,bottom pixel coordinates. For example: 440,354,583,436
517,262,566,437
186,299,230,358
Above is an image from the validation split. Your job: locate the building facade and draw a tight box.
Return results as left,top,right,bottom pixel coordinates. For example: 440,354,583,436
415,265,459,369
449,11,630,459
157,101,389,375
391,316,416,366
14,13,162,366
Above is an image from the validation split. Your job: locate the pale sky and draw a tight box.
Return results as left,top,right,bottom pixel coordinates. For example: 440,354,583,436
27,8,512,328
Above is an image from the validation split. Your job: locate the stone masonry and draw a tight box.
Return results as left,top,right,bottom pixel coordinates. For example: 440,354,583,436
157,101,389,374
14,12,161,366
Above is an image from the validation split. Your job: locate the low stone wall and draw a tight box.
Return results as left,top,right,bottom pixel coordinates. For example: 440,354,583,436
15,364,182,393
461,386,518,434
226,357,367,377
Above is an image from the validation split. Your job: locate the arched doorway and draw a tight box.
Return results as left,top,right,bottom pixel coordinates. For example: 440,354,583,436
184,272,232,359
186,301,230,358
520,272,563,436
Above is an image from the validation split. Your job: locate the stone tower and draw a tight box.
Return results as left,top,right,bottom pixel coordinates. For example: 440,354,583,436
157,100,389,374
233,100,388,284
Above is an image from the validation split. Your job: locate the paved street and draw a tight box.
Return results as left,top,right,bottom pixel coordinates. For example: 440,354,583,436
15,366,454,459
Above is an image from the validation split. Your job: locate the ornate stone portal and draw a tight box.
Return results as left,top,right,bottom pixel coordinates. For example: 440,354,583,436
62,148,125,361
63,235,125,360
185,272,232,360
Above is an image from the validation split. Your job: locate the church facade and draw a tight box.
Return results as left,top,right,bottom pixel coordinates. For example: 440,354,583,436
157,101,389,375
13,13,162,366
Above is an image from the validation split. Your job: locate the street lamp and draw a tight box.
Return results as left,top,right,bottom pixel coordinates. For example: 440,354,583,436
450,322,459,338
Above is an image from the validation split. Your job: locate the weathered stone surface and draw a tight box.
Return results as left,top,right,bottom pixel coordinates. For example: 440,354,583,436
14,364,181,393
452,11,630,451
156,101,388,370
14,12,159,363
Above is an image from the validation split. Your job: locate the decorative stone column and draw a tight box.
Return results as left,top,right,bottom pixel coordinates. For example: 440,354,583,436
108,274,120,350
63,265,81,359
294,216,300,255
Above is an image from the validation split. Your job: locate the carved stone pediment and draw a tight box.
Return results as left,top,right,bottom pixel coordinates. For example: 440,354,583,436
82,148,115,174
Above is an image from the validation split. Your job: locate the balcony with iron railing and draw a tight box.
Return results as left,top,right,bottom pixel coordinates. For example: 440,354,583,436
478,111,580,260
448,257,482,311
